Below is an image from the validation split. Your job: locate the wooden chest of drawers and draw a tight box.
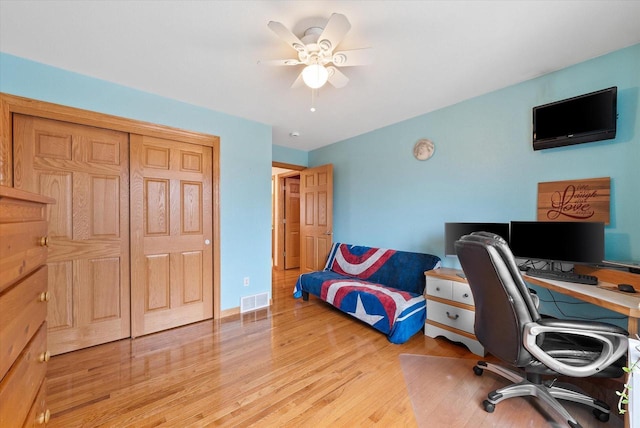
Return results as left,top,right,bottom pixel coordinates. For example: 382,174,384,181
0,186,54,427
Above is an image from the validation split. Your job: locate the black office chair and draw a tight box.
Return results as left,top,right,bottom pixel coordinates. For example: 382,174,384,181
454,232,628,428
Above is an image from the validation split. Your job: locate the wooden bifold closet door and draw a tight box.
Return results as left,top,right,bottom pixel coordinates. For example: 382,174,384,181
130,134,213,337
13,114,130,355
12,114,215,353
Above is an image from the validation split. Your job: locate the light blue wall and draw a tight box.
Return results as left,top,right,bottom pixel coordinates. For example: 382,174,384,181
272,144,308,167
0,52,273,311
309,44,640,327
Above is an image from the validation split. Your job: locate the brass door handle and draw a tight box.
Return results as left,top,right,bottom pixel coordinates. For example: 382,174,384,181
39,350,51,363
37,409,51,424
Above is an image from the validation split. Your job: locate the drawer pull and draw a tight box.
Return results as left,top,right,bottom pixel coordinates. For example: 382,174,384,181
39,291,51,302
37,409,51,424
463,293,469,298
39,350,51,362
435,287,440,291
446,311,459,320
39,236,50,247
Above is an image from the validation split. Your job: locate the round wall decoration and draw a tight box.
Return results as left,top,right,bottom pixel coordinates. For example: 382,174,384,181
413,139,435,161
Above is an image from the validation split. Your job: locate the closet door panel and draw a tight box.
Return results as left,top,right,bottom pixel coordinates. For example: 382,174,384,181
131,134,213,337
13,114,130,355
47,261,73,331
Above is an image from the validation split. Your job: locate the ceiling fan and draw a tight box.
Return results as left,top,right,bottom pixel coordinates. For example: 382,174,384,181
260,13,373,91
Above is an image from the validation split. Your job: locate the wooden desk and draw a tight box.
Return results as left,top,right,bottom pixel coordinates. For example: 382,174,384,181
524,266,640,336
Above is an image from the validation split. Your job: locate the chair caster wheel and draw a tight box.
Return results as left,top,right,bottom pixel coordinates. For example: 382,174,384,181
473,366,484,376
593,409,609,422
483,400,495,413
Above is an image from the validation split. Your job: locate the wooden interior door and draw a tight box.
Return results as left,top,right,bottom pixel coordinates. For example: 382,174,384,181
299,164,333,273
130,134,213,337
13,114,130,355
284,177,300,269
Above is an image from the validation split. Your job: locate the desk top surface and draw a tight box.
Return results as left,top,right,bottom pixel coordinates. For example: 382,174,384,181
427,267,640,318
523,274,640,318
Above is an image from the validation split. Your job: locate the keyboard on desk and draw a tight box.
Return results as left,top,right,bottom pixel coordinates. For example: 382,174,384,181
525,268,598,285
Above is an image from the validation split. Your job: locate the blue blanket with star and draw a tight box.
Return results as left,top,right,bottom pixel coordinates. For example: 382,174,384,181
294,243,441,344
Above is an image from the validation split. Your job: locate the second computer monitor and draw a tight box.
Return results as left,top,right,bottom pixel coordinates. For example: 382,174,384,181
509,221,604,265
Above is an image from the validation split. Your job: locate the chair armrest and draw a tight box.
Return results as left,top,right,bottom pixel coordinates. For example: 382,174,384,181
527,288,539,308
537,317,629,335
523,319,628,377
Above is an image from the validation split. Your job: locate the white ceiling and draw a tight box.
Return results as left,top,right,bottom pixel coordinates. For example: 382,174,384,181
1,1,639,152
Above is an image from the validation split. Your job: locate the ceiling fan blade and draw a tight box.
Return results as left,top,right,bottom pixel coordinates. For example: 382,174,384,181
267,21,307,53
332,48,373,67
326,66,349,88
317,13,351,53
258,59,302,66
291,71,305,88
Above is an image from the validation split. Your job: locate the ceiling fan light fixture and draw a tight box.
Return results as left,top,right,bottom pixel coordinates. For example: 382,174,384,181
302,64,329,89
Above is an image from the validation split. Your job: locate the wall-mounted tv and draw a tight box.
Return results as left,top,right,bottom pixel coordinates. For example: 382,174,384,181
532,87,617,151
444,222,510,256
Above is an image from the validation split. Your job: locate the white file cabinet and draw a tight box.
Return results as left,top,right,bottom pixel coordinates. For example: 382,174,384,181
424,268,485,356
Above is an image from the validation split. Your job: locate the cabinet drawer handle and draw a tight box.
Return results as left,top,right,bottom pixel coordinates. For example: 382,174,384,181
463,293,469,298
446,311,459,320
435,287,440,291
37,409,51,424
39,236,50,247
39,291,51,302
39,350,51,363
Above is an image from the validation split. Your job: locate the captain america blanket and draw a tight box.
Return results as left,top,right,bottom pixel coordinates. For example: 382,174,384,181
294,243,441,344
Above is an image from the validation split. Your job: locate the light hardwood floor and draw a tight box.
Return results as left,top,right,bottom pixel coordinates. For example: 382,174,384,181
45,269,620,427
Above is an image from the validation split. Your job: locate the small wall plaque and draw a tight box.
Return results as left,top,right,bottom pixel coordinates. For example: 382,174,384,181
537,177,610,225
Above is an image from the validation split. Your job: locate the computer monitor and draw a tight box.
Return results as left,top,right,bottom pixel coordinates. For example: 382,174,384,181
444,222,510,256
509,221,604,266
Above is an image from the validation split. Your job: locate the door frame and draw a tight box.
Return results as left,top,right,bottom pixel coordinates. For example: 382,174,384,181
271,162,305,272
1,93,222,319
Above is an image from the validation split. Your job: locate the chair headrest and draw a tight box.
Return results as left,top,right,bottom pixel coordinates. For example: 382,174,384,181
470,231,508,245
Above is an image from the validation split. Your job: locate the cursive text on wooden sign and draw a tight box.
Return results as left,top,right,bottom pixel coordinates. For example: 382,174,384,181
537,177,610,225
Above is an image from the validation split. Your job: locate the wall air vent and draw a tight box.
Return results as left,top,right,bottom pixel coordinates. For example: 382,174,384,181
240,293,269,313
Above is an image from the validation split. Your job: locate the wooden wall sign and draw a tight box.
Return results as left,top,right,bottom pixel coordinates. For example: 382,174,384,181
537,177,610,225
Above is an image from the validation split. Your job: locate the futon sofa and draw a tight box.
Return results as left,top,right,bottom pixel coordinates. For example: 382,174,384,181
294,243,441,344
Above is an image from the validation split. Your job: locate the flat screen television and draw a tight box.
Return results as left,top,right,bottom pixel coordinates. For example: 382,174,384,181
532,87,617,151
444,222,510,256
509,221,604,265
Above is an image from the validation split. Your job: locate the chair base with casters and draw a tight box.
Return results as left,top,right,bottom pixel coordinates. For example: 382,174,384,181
473,360,611,428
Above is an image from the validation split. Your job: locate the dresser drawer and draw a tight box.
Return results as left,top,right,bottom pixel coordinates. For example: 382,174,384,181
425,278,453,299
0,221,49,293
452,281,474,305
22,380,49,427
427,300,475,334
0,266,48,381
0,323,48,428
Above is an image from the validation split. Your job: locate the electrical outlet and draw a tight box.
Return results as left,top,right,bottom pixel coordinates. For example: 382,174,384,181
243,277,250,287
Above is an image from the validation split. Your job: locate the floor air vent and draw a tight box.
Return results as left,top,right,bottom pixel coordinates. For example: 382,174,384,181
241,292,269,313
